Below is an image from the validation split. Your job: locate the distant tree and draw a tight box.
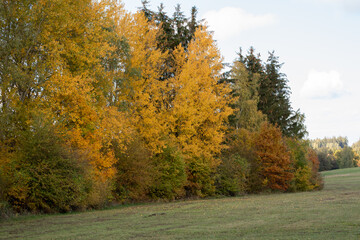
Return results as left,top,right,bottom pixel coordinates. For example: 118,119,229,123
317,150,338,171
351,139,360,155
335,146,357,169
310,136,358,170
351,140,360,166
310,137,348,152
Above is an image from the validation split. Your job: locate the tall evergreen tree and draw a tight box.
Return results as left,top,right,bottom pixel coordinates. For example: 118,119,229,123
140,1,201,81
140,1,200,53
240,47,263,79
260,52,290,134
238,48,307,139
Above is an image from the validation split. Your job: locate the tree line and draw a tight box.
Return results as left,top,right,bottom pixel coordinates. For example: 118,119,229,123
310,137,360,171
0,0,322,215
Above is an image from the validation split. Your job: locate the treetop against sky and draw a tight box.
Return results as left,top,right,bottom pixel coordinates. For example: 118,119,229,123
123,0,360,144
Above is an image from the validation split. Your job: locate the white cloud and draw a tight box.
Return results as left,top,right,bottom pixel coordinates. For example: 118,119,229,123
202,7,276,41
301,70,345,99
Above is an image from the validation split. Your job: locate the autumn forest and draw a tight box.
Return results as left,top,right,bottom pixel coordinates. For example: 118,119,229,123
2,0,354,215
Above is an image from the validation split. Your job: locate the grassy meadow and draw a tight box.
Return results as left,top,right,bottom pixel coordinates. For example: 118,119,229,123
1,168,360,239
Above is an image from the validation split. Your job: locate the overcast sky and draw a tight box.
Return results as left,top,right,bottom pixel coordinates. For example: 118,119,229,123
122,0,360,144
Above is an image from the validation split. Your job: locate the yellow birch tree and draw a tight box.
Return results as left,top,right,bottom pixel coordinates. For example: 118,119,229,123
169,26,233,195
38,0,128,181
117,11,169,153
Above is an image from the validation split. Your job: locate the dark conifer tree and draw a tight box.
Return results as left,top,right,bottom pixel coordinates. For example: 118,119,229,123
237,48,307,139
241,47,263,78
261,52,307,139
140,1,200,53
140,1,200,81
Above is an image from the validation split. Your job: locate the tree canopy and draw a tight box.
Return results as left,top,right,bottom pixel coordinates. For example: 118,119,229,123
0,0,323,214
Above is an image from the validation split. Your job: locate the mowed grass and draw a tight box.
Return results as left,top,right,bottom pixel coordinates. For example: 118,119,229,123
1,168,360,240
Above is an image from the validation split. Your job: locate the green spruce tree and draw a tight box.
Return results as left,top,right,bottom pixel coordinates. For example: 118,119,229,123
238,48,307,139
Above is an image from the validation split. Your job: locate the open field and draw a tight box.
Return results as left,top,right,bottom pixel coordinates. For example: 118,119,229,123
1,168,360,239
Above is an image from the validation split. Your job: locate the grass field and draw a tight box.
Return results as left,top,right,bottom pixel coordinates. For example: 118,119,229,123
1,168,360,239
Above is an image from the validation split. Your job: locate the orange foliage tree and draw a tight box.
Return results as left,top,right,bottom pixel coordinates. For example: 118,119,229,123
254,122,293,191
306,147,323,189
37,0,129,182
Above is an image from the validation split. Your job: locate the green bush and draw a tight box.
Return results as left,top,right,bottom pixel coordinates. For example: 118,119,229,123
221,129,258,193
0,168,15,219
112,136,154,202
0,166,10,204
287,138,323,192
288,166,313,192
6,121,92,213
85,179,113,209
185,157,216,197
149,145,186,200
215,154,249,196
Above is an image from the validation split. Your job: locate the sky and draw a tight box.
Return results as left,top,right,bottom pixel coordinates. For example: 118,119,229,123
121,0,360,145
